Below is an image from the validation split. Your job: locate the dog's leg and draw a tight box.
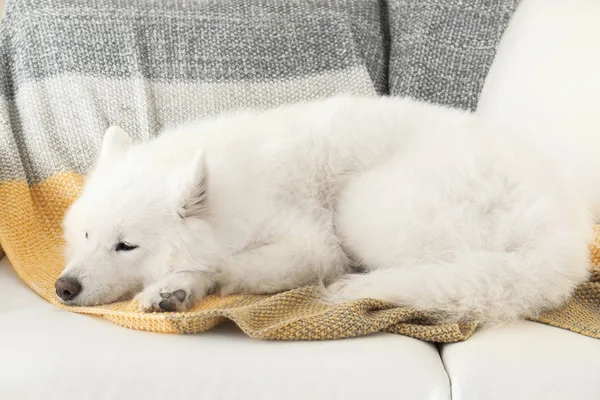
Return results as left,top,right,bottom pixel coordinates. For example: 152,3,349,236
134,270,214,312
218,236,347,295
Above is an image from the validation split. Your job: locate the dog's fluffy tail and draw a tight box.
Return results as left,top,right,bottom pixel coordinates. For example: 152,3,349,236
324,250,589,325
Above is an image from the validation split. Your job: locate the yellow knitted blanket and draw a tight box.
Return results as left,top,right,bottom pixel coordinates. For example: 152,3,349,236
1,171,599,341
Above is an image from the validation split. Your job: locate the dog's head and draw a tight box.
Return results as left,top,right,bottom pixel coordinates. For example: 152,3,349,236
56,126,216,306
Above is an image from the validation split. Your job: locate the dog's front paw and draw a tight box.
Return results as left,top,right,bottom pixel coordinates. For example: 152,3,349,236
134,285,191,313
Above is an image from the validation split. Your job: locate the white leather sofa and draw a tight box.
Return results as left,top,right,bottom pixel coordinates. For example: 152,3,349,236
2,0,600,399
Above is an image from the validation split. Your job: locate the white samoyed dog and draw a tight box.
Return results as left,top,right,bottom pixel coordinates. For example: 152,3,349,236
56,95,593,324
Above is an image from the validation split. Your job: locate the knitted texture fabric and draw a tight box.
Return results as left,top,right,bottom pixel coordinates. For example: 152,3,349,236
5,0,596,343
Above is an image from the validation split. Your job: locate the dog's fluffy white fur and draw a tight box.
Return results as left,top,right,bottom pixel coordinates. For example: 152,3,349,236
59,95,593,324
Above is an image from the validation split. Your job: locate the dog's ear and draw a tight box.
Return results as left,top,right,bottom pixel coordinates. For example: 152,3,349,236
179,149,208,218
98,126,132,165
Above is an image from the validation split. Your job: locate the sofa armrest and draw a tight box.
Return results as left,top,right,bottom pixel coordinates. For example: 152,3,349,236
477,0,600,221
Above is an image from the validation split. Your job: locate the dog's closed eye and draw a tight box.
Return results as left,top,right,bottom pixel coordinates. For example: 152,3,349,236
115,242,138,252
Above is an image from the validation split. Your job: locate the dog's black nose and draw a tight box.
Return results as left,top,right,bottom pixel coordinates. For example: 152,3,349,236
55,277,82,301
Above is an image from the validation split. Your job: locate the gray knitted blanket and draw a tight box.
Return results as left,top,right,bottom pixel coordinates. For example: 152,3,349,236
0,0,525,339
0,0,519,184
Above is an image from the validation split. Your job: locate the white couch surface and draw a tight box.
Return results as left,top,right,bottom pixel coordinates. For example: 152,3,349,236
477,0,600,221
0,257,451,400
441,322,600,400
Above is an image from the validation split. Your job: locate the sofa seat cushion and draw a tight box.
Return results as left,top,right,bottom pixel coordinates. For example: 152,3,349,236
441,321,600,400
0,257,451,400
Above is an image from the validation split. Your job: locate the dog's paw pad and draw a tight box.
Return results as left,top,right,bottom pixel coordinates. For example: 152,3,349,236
158,298,176,312
135,287,190,313
173,289,186,302
156,289,189,312
156,289,188,312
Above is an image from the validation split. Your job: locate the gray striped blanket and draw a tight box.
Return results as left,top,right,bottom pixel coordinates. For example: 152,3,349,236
0,0,519,185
